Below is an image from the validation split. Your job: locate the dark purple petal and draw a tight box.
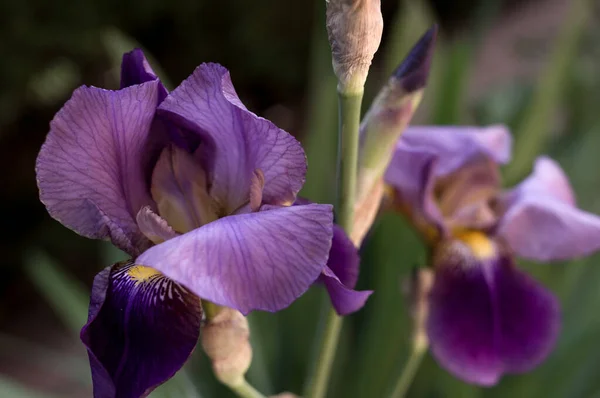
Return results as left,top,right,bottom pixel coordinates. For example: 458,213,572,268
394,25,437,92
401,125,511,176
120,49,168,103
321,267,372,315
36,82,161,256
328,225,360,288
384,144,445,237
497,157,600,261
81,261,202,398
319,226,372,315
158,63,306,213
428,240,560,385
136,204,334,314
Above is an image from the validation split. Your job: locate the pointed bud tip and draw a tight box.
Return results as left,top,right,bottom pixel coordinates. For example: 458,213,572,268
393,24,438,92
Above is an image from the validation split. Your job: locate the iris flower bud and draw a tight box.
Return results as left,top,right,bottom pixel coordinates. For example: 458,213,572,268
201,307,252,386
351,26,437,245
326,0,383,93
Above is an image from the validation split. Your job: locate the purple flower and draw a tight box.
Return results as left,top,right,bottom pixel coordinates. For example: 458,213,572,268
385,125,600,385
35,49,363,397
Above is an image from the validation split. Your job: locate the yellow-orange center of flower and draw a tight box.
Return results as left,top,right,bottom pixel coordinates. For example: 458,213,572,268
454,230,495,260
127,265,160,283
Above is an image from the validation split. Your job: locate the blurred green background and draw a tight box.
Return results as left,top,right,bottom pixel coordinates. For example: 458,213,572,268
1,0,600,396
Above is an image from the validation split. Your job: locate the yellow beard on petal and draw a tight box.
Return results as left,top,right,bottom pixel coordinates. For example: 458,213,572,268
453,230,495,260
127,265,161,284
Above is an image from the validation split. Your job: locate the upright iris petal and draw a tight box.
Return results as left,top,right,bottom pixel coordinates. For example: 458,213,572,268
36,81,161,256
158,63,307,213
383,124,600,385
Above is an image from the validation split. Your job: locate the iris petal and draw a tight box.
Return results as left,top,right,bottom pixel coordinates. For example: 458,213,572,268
385,144,444,237
120,49,168,102
136,204,334,314
319,226,372,315
401,125,512,176
81,261,202,398
36,82,161,256
428,241,560,385
157,63,306,212
498,157,600,261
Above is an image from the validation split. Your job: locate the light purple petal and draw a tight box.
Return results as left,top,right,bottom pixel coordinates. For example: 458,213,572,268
384,144,445,236
81,261,202,398
36,82,161,255
136,204,334,314
158,63,306,213
501,156,575,208
401,125,512,176
320,267,372,315
120,49,168,103
498,196,600,261
428,242,560,386
497,156,600,261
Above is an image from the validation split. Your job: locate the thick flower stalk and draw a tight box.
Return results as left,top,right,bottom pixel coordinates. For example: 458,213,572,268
36,49,367,398
384,125,600,385
352,26,437,246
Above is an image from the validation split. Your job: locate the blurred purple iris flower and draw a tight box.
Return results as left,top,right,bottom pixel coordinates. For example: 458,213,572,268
385,125,600,385
36,49,369,398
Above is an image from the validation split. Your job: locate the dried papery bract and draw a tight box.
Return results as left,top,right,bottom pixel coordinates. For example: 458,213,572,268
326,0,383,93
352,26,437,246
201,307,252,387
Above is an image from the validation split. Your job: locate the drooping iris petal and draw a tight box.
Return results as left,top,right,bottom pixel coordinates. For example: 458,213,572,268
498,157,600,261
36,82,161,256
384,144,445,237
81,261,202,398
321,267,372,316
157,63,306,213
428,241,560,386
120,49,168,102
401,125,512,176
319,226,372,315
136,204,334,314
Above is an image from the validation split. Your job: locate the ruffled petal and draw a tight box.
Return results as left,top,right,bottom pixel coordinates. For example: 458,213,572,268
36,82,161,255
136,204,334,314
401,125,512,176
157,63,306,212
120,49,168,102
320,226,372,315
498,157,600,261
81,261,202,398
428,240,560,386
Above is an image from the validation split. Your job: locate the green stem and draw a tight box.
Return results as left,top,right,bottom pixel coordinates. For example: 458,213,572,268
304,90,363,398
228,379,267,398
388,343,427,398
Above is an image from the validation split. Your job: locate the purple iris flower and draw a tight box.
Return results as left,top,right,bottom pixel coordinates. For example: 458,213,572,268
35,49,368,398
385,125,600,385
